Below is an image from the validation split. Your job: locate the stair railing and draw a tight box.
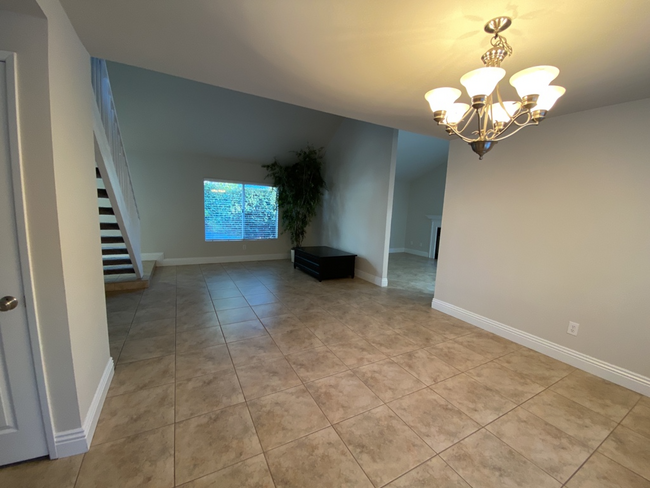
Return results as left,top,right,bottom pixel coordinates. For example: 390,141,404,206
91,58,143,278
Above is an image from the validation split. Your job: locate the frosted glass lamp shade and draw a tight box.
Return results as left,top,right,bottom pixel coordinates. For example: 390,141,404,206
490,101,520,123
509,66,559,98
534,85,566,111
460,67,506,97
445,103,470,124
424,87,461,112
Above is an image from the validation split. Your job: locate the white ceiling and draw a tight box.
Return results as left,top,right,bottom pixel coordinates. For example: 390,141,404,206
58,0,650,136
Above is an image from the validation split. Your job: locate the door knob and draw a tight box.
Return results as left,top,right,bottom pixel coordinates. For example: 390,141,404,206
0,296,18,312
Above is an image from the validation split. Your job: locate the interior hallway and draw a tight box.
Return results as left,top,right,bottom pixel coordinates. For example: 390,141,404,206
388,252,437,296
1,260,649,487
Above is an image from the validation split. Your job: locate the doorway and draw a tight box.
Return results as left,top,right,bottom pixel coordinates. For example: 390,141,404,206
387,130,449,296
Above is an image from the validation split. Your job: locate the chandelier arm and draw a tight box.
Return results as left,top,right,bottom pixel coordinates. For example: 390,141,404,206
491,121,539,142
445,123,477,143
454,108,478,135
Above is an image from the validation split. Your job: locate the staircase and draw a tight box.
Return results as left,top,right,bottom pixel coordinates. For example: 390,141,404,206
92,57,144,284
96,168,136,277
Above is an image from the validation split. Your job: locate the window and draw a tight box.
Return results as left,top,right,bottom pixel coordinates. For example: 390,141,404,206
204,180,278,241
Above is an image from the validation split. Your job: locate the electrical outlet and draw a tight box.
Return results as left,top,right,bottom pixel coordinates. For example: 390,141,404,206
410,241,413,245
419,242,422,247
242,244,247,250
567,321,579,336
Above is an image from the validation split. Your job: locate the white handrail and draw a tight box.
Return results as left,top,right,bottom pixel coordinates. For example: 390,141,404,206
91,58,143,279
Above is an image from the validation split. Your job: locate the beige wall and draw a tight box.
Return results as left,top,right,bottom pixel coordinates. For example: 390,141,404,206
436,98,650,378
321,119,398,284
389,180,409,250
107,61,342,261
128,152,323,259
0,0,110,448
38,0,110,429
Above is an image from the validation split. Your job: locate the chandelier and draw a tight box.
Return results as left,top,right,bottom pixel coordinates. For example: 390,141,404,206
425,17,565,159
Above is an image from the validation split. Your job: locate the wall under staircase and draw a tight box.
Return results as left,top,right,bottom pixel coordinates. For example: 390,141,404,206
91,58,143,280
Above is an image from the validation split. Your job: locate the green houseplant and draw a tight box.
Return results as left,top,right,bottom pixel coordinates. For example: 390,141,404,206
263,145,326,250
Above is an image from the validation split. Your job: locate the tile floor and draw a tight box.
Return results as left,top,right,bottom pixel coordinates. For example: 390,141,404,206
387,252,437,295
1,260,649,487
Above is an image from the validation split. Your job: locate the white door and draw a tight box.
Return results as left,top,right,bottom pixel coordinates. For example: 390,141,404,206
0,59,49,465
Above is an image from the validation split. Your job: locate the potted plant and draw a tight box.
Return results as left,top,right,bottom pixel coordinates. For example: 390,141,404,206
263,145,326,261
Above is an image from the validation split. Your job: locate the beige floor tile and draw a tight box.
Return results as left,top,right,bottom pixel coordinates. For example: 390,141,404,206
228,336,284,367
327,338,387,368
118,333,175,363
261,314,305,335
389,389,480,452
426,340,490,371
334,405,434,487
487,407,593,483
286,346,347,382
248,385,330,450
639,396,650,409
354,359,426,402
175,344,233,380
385,456,471,488
431,374,516,425
550,370,640,421
177,454,274,488
364,331,419,356
266,427,373,488
175,326,225,354
174,403,262,485
598,425,650,480
177,301,216,318
392,349,460,385
397,324,446,347
307,322,360,345
566,452,650,488
271,327,324,354
128,318,175,340
465,362,545,404
245,292,278,307
76,426,174,488
253,302,292,318
108,355,175,397
213,296,249,311
453,332,519,359
422,319,474,340
175,311,219,332
209,287,243,300
236,357,302,399
0,454,84,488
305,370,383,423
621,403,650,439
221,319,268,343
93,383,174,444
441,430,561,488
133,306,176,323
217,306,258,325
175,370,244,421
496,348,574,387
522,389,617,449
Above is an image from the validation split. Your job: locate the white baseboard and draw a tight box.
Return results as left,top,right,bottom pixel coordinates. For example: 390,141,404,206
431,298,650,397
159,253,290,266
404,248,429,258
141,252,164,264
355,268,388,287
389,247,406,253
53,357,114,458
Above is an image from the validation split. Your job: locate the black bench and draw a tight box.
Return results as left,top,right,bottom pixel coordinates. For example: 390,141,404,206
294,246,357,282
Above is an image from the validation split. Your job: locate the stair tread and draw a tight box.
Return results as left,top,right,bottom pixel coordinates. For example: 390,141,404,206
103,267,135,275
